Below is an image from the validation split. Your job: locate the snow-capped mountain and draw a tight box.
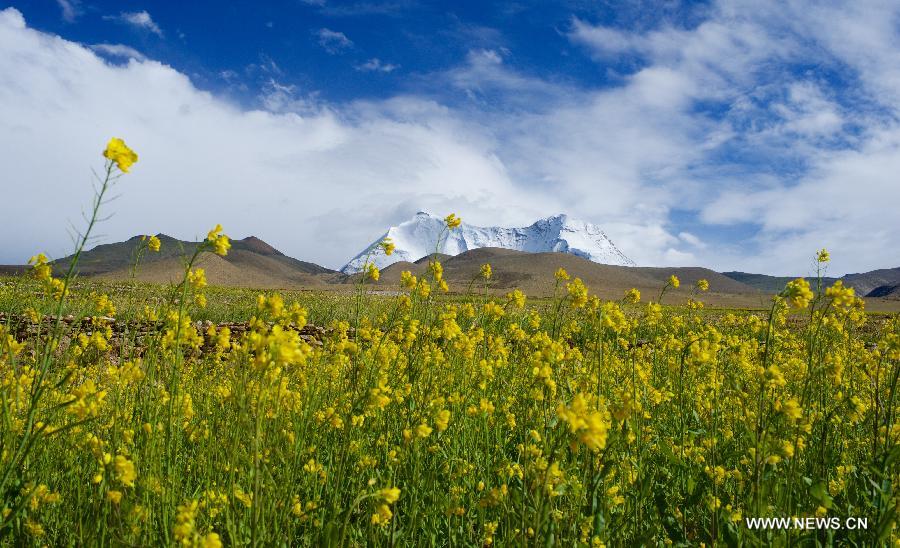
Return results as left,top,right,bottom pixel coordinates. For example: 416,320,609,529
341,212,636,274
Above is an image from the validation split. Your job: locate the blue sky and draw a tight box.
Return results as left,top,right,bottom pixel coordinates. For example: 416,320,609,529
1,1,899,275
16,1,702,105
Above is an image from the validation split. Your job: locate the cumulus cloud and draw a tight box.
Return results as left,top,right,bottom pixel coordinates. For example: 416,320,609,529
565,0,900,275
104,11,163,37
0,8,544,269
316,28,352,53
90,43,147,62
1,2,899,277
56,0,81,23
355,58,399,73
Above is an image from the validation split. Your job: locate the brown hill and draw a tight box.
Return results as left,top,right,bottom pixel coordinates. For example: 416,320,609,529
723,267,900,297
355,247,768,305
97,254,329,288
867,284,900,300
0,266,28,276
30,237,900,311
842,267,900,297
54,234,335,289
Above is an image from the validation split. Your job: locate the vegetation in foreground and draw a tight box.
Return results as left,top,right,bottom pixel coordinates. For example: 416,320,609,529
1,140,899,546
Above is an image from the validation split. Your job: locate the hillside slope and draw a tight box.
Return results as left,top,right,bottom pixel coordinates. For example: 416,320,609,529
354,247,764,303
723,267,900,297
53,234,334,288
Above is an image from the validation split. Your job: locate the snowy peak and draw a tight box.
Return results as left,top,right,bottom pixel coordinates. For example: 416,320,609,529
341,212,636,274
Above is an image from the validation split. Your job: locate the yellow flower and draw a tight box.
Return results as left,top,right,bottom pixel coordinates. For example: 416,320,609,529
557,393,611,452
624,288,640,304
817,248,830,263
776,398,802,421
415,423,433,438
445,213,462,229
207,224,223,241
378,487,401,504
668,275,680,289
567,278,588,308
696,279,709,292
435,409,451,432
555,267,570,281
114,454,137,487
364,262,380,282
400,270,417,290
201,533,223,548
480,263,492,280
106,490,123,504
25,519,45,537
188,268,207,290
782,278,814,310
148,235,161,252
173,500,199,542
371,503,393,525
501,289,524,309
379,237,395,256
28,253,52,282
103,137,138,172
825,280,855,308
206,224,231,256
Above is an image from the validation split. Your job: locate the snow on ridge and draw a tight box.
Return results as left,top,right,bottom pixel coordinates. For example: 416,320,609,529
340,212,636,274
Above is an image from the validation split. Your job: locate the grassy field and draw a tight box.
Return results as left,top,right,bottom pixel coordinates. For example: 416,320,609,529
2,252,900,545
2,144,899,546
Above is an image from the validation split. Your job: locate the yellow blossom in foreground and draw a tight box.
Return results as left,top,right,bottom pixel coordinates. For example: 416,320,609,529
697,279,709,292
378,487,401,504
625,288,641,303
188,268,207,290
445,213,462,229
364,262,380,282
103,137,138,172
558,393,611,452
505,288,526,308
669,275,680,289
480,263,492,280
380,237,395,256
415,423,433,438
206,224,231,256
783,278,814,310
567,278,588,308
28,253,52,281
114,454,137,487
435,409,451,432
826,280,855,308
817,248,830,263
400,270,417,290
372,503,393,525
148,235,161,252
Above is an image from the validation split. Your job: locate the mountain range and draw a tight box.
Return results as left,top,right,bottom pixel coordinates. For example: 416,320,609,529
341,212,636,274
1,216,898,306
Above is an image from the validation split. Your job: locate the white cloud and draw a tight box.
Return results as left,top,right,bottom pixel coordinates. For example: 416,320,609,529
316,28,352,53
1,3,899,277
356,58,399,73
679,232,706,249
565,1,900,275
56,0,81,23
0,9,542,269
90,43,147,62
568,19,646,58
105,11,163,37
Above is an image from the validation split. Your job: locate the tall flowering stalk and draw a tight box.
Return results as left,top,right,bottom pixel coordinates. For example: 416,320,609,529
0,137,138,523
